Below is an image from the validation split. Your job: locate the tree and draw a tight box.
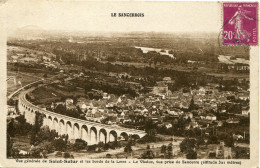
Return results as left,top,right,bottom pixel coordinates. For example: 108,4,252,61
186,150,197,159
161,145,167,158
167,143,173,158
207,135,219,144
141,149,155,159
146,145,150,150
188,97,195,111
55,104,66,114
144,119,157,136
53,138,67,152
31,148,42,158
187,117,192,124
196,137,205,147
15,115,26,124
146,51,160,68
7,98,15,106
161,145,167,154
180,138,196,153
35,112,43,133
224,135,234,147
31,126,59,146
124,141,133,153
7,119,15,137
7,134,13,158
12,115,33,136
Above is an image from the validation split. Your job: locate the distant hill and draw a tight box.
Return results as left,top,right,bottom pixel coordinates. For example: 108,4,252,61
9,25,46,40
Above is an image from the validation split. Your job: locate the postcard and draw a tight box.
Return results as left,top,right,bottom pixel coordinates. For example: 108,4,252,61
0,0,259,168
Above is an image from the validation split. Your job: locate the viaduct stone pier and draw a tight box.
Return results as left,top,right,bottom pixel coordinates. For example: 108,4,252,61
18,88,146,145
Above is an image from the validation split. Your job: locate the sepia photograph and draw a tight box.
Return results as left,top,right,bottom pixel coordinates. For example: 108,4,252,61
1,0,259,167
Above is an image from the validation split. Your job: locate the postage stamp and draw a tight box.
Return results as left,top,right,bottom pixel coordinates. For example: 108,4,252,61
223,2,258,45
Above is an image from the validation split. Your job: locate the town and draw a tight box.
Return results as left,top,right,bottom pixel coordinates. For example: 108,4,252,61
7,30,250,160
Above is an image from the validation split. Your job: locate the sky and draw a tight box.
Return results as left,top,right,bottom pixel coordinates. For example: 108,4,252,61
5,0,221,34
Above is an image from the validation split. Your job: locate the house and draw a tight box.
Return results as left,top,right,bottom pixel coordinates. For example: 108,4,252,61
7,105,17,118
185,124,191,130
190,120,199,128
164,122,172,129
183,112,193,119
226,118,240,124
217,121,224,127
198,87,206,95
163,77,174,84
153,82,169,96
118,72,131,79
241,106,249,115
76,102,88,112
123,115,131,123
206,113,217,121
237,92,249,100
54,102,64,109
79,72,84,76
180,102,189,109
233,134,243,140
168,110,180,117
200,116,206,120
65,98,74,106
92,112,103,123
108,72,118,77
19,150,29,155
7,105,16,114
66,104,77,111
163,77,171,81
77,97,88,103
117,97,122,103
102,93,110,99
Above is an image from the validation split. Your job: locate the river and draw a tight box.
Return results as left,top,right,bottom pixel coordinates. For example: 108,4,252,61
218,55,249,65
135,46,175,59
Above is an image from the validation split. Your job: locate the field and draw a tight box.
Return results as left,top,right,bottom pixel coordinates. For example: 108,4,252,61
7,71,43,96
29,85,85,105
11,135,31,151
107,61,249,80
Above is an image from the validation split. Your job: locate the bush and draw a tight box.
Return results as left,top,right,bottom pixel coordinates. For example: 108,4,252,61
106,154,112,158
55,151,62,157
141,150,154,159
124,144,132,153
87,144,97,151
72,139,88,151
137,135,162,144
64,152,71,158
209,152,216,158
53,138,67,151
31,148,42,158
38,141,55,154
7,116,33,137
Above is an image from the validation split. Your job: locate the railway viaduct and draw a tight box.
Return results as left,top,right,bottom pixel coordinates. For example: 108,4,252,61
18,88,146,145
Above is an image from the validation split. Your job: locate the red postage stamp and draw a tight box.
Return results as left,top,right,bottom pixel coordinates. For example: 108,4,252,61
223,2,258,45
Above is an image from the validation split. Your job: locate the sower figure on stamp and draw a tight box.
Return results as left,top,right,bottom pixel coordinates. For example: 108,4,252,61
229,5,254,43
